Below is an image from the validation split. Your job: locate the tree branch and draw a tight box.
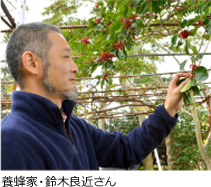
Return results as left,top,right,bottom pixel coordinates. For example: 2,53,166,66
154,41,181,66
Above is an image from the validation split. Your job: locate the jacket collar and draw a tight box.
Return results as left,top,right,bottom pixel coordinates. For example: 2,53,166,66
11,91,76,125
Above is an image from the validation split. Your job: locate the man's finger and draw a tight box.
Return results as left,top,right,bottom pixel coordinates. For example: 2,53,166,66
170,73,191,86
173,73,190,81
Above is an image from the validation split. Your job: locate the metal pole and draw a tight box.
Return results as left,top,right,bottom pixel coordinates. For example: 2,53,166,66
154,148,162,171
20,0,25,24
15,0,25,25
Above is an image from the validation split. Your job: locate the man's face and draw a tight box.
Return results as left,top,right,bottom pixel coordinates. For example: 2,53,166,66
41,31,78,100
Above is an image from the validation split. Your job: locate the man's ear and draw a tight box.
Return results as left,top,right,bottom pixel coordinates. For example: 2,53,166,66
21,51,40,75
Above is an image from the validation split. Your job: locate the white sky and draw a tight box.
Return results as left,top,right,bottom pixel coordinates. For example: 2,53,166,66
1,0,211,81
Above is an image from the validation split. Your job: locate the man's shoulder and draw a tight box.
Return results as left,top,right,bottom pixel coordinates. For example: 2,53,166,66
2,112,26,126
1,112,31,138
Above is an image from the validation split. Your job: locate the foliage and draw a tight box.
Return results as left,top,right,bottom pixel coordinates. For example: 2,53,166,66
171,105,211,170
42,0,210,91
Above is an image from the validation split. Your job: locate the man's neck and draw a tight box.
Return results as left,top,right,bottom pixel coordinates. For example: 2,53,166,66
21,87,62,108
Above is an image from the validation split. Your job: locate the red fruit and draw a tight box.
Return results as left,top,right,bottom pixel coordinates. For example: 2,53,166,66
100,51,115,62
103,74,108,79
175,19,179,22
132,35,136,39
81,37,90,45
96,18,101,24
179,30,190,39
95,3,99,8
113,41,124,50
199,19,203,26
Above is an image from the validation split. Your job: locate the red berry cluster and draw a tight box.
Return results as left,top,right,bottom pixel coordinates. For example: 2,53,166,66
113,41,124,50
121,15,137,30
102,74,108,80
131,14,138,20
199,19,203,26
188,64,198,79
121,18,132,29
179,30,190,39
81,37,90,45
99,51,115,62
96,18,101,24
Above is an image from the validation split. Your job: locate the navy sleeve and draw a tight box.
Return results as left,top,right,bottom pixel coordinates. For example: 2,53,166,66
87,105,178,169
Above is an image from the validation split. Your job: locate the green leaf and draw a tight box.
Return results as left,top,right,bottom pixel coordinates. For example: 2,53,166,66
177,78,186,85
131,0,141,8
107,0,115,5
192,85,200,95
192,46,197,55
101,79,105,89
105,59,114,69
109,21,121,33
180,79,192,93
123,48,127,61
140,1,148,14
123,4,129,17
199,2,208,15
90,64,98,73
171,34,178,46
190,79,197,86
152,1,161,13
183,92,191,105
208,20,211,36
185,40,190,55
195,54,204,60
191,0,196,9
147,1,152,12
115,49,122,59
204,34,210,40
97,1,104,6
105,78,113,85
123,42,132,50
180,60,188,70
195,66,209,82
96,24,104,31
134,28,139,35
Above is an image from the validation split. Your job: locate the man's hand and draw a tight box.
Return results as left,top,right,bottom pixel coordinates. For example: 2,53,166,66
164,73,190,117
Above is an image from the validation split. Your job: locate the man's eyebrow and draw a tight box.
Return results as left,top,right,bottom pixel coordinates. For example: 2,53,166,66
61,48,72,54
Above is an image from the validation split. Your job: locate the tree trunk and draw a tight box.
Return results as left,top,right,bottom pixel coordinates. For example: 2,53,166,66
190,105,211,170
143,153,154,170
165,134,173,170
98,118,105,131
121,78,154,170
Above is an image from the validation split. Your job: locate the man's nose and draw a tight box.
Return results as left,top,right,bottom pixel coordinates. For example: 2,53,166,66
69,58,78,74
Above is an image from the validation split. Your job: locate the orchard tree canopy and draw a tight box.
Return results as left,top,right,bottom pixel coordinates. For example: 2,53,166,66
42,0,210,100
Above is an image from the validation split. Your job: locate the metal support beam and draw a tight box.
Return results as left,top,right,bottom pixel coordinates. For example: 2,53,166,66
1,0,16,28
0,23,201,33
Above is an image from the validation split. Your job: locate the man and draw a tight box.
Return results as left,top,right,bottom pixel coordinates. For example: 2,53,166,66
1,22,190,170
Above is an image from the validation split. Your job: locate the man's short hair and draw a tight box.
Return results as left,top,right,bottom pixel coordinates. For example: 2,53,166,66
6,22,62,88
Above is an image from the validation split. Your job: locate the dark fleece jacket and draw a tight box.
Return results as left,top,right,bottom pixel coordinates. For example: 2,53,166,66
1,91,178,170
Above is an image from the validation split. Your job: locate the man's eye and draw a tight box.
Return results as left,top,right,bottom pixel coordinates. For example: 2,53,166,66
65,56,70,59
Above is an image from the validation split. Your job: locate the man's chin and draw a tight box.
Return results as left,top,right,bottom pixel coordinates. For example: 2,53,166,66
59,89,78,100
